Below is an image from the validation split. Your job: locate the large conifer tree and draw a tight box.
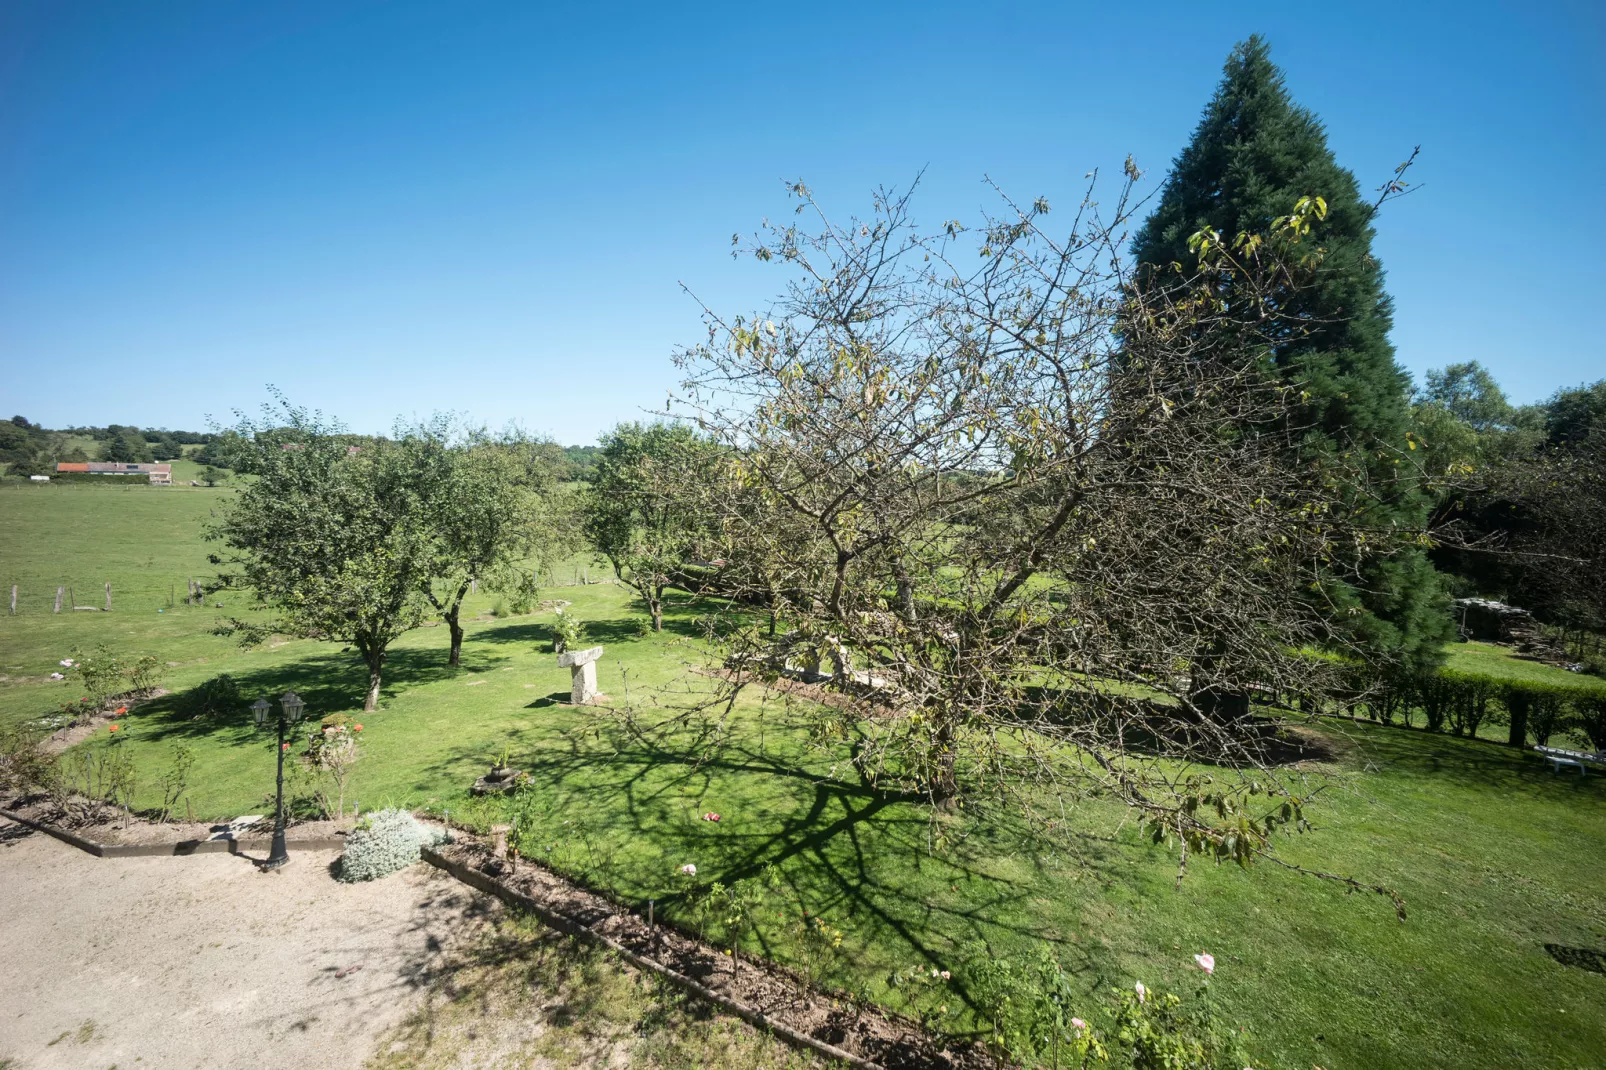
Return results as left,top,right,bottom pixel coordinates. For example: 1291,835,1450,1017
1132,35,1450,669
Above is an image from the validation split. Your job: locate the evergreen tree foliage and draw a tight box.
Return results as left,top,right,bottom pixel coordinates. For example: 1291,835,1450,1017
1131,35,1450,668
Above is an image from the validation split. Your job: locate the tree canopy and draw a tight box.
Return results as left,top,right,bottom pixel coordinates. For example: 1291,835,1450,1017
582,422,721,632
215,403,437,710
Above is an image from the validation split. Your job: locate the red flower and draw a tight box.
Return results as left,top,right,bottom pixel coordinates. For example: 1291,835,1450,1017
115,706,127,714
353,724,363,731
108,724,121,733
281,742,290,751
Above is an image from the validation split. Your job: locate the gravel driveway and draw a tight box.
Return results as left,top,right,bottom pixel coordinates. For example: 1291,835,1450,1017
0,818,496,1070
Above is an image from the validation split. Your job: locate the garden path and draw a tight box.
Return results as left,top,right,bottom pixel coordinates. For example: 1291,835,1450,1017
0,818,497,1069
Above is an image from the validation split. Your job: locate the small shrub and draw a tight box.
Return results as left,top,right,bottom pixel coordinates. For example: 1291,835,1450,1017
1111,981,1247,1070
632,616,653,639
181,674,242,720
49,725,137,822
0,724,55,798
66,645,165,710
796,911,846,987
956,948,1247,1069
1574,694,1606,751
693,865,781,972
338,808,444,882
306,714,364,818
551,608,584,653
156,743,195,823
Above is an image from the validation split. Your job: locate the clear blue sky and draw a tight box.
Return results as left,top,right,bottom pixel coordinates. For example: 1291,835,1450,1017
2,1,1601,443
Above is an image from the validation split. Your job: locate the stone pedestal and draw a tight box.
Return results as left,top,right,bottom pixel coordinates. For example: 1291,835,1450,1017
557,645,605,704
799,649,829,683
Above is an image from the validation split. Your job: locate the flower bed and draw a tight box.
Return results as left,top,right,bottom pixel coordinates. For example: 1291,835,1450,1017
423,836,998,1070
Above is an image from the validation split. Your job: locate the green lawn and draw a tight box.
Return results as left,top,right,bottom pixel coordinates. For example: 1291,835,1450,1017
1445,640,1601,689
3,481,1605,1070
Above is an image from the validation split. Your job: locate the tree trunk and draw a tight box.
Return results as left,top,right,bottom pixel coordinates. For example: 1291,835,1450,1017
1189,637,1248,723
447,608,464,667
1506,693,1530,747
931,720,959,806
892,557,918,622
651,598,664,632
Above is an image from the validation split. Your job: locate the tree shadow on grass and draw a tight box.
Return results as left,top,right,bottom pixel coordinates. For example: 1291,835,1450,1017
1318,718,1606,803
129,644,511,746
414,714,1129,1014
472,615,704,648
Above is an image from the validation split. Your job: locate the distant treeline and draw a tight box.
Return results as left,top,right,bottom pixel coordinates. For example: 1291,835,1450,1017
0,415,221,476
2,415,605,484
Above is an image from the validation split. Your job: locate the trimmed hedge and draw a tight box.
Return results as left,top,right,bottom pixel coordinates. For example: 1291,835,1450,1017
1339,661,1606,749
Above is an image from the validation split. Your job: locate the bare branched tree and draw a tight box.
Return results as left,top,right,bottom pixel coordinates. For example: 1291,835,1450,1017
615,172,1417,909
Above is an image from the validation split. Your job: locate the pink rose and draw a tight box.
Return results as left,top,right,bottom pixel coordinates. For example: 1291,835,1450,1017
1195,953,1215,975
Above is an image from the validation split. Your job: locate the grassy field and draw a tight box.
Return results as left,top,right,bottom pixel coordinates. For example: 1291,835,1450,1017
3,480,1605,1070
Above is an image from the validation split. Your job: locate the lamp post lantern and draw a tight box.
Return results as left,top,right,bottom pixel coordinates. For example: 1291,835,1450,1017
253,691,305,870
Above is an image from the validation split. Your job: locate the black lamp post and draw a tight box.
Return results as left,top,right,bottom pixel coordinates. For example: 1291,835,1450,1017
252,690,305,870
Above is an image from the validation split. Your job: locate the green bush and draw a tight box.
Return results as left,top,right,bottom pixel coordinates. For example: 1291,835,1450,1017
180,674,242,720
69,645,165,709
551,607,584,653
0,724,54,798
1574,694,1606,751
954,945,1247,1069
337,808,444,882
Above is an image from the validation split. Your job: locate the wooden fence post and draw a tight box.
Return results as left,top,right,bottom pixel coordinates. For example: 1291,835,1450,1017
105,582,111,612
55,587,63,613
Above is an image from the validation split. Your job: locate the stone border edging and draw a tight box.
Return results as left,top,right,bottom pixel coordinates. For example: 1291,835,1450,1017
0,807,345,857
421,845,882,1070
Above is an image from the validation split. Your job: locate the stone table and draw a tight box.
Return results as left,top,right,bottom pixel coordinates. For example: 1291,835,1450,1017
557,645,605,704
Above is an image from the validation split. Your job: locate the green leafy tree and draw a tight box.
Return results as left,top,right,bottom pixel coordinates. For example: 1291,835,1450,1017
0,421,35,464
213,400,436,711
1544,379,1606,449
1131,35,1452,670
149,435,183,461
406,420,565,666
1411,362,1541,483
101,429,155,464
582,422,719,631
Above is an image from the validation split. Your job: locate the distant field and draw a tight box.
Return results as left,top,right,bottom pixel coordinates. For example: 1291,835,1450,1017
0,479,589,723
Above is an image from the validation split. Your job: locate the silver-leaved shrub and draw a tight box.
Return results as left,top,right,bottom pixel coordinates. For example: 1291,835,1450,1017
337,808,445,882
